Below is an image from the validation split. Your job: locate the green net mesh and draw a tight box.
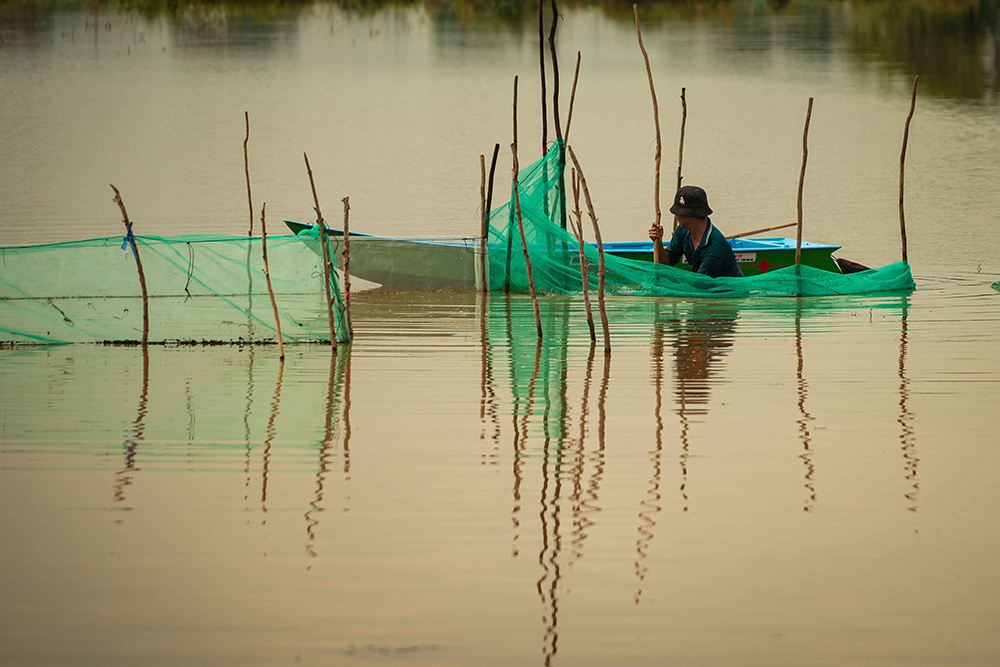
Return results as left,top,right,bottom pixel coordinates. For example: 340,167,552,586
2,141,914,345
488,140,915,298
0,228,350,345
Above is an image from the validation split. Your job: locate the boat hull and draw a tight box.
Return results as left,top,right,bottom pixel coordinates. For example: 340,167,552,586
284,221,842,289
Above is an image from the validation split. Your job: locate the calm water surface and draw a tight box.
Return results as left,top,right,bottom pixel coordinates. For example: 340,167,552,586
2,1,1000,664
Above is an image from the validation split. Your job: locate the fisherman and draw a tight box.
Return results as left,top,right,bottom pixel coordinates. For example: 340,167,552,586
648,185,744,278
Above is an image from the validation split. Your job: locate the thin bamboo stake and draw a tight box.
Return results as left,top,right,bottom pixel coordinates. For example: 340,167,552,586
564,51,581,143
342,196,353,341
674,88,687,231
538,0,548,155
633,3,662,230
567,146,610,355
260,202,285,360
304,152,337,347
899,75,919,263
795,98,814,266
549,0,561,141
505,77,519,294
511,142,543,341
726,221,797,239
244,112,254,236
110,184,149,345
480,154,488,293
571,168,596,342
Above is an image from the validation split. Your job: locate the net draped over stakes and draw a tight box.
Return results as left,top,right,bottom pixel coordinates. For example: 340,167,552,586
488,141,914,298
0,227,351,345
1,143,915,345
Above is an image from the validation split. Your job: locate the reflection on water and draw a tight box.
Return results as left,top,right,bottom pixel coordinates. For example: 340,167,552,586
796,306,817,512
898,301,918,512
113,345,149,507
2,285,999,664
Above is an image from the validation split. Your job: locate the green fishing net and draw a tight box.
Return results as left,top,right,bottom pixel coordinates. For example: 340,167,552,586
0,228,350,345
487,140,915,298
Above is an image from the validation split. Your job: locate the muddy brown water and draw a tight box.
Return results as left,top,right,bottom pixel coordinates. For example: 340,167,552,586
2,1,1000,664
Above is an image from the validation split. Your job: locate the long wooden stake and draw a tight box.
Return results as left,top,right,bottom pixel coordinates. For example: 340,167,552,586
260,203,285,360
110,184,149,345
571,168,596,342
549,0,562,141
244,112,254,236
505,77,519,294
567,146,610,355
795,97,814,266
674,88,687,231
511,143,543,340
633,3,662,230
538,0,548,155
899,75,919,263
564,51,581,143
480,154,488,292
304,152,337,346
726,221,797,239
342,196,353,341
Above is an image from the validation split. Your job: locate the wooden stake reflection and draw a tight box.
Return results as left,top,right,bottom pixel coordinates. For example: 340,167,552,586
114,345,149,506
898,302,918,511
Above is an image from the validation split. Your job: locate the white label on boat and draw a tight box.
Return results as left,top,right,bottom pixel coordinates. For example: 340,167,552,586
734,252,757,263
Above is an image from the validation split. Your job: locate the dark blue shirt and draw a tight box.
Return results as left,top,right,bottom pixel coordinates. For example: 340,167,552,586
666,218,745,278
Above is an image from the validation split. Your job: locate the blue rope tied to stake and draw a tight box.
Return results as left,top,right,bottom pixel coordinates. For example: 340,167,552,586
121,221,138,260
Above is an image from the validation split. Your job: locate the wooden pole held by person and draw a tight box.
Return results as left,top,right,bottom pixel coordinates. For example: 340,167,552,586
899,75,919,263
110,184,149,345
260,202,285,360
564,51,581,143
304,152,337,346
795,97,814,266
571,168,596,342
567,146,610,355
244,112,254,236
633,4,662,231
342,196,353,341
674,88,687,231
511,143,543,341
726,222,797,239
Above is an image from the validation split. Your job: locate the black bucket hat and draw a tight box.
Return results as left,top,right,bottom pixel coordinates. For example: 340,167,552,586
669,185,713,218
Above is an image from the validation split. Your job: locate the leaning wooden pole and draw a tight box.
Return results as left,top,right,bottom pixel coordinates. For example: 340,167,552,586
483,143,500,291
110,184,149,345
304,152,337,347
899,75,919,263
342,196,353,341
567,146,610,356
633,3,662,230
511,143,543,341
571,168,596,342
564,51,581,143
674,88,687,231
538,0,548,155
244,112,255,236
795,97,814,266
260,202,285,360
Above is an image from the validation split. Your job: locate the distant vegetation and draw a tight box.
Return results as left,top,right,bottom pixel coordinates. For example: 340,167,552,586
2,0,997,99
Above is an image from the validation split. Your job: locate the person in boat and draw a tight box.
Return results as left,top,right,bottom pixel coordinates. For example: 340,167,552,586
648,185,745,278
